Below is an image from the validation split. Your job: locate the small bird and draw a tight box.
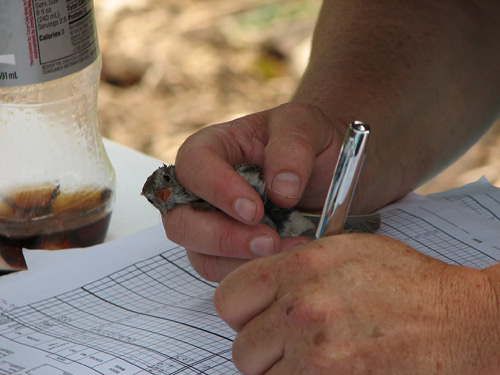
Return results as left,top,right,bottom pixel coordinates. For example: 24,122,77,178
142,163,380,237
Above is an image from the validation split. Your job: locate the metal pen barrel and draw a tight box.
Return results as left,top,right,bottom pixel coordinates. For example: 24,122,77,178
315,121,370,238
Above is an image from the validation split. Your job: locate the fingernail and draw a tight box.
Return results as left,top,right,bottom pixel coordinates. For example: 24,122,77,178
234,197,257,223
271,172,301,199
250,234,276,257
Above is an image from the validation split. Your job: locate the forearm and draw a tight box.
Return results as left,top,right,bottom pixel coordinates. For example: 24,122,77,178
292,0,500,213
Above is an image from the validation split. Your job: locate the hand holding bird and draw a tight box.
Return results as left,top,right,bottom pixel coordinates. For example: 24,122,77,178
142,163,380,237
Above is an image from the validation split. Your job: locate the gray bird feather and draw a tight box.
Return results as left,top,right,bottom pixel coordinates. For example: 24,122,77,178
142,163,380,237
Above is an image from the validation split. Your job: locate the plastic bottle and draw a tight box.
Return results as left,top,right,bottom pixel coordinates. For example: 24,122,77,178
0,0,115,250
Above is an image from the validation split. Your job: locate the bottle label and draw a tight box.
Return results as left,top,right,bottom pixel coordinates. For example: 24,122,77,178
0,0,99,87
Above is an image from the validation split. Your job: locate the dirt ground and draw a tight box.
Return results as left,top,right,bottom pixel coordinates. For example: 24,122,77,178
94,0,500,195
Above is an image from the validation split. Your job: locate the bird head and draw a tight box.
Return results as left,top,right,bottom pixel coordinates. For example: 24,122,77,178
142,164,177,214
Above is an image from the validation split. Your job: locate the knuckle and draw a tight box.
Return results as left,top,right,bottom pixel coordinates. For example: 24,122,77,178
217,227,239,258
281,294,329,328
186,250,219,282
285,246,324,273
217,225,259,260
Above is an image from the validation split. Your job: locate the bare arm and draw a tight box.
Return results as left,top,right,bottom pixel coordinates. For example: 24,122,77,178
166,0,500,281
293,0,500,212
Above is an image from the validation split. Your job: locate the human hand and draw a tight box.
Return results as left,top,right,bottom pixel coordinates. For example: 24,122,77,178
163,103,347,281
214,233,500,374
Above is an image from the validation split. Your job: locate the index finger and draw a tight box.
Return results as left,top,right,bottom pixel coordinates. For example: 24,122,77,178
175,115,269,225
175,105,344,225
213,253,282,332
263,103,344,209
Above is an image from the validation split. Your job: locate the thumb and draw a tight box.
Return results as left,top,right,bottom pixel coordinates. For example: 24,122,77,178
263,103,345,209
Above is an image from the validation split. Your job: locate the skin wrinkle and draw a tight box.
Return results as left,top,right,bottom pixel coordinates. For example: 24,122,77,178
217,222,242,259
476,275,500,350
285,105,336,152
433,266,500,372
227,114,269,165
264,105,333,158
209,124,246,165
484,275,500,348
200,250,218,282
267,135,312,166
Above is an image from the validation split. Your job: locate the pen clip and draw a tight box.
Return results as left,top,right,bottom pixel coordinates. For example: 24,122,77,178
315,121,370,238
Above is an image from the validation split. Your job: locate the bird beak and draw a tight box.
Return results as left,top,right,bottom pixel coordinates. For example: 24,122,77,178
155,187,171,202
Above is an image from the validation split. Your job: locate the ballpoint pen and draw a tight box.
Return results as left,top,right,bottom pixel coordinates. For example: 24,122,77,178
315,121,371,238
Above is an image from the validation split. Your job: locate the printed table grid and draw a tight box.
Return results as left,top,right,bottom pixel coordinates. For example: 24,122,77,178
0,246,237,374
4,187,499,373
445,194,500,222
379,209,498,269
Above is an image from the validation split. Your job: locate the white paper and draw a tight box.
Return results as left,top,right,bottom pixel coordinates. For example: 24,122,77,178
103,139,164,242
377,192,500,268
0,226,235,374
0,225,170,307
0,178,500,374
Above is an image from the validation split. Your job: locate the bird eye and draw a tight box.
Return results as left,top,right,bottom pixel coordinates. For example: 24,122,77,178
163,173,171,182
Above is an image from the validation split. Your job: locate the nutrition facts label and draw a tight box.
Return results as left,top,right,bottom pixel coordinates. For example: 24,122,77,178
0,0,99,87
34,0,97,66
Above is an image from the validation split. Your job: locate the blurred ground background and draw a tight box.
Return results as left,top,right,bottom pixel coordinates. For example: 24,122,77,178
94,0,500,195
